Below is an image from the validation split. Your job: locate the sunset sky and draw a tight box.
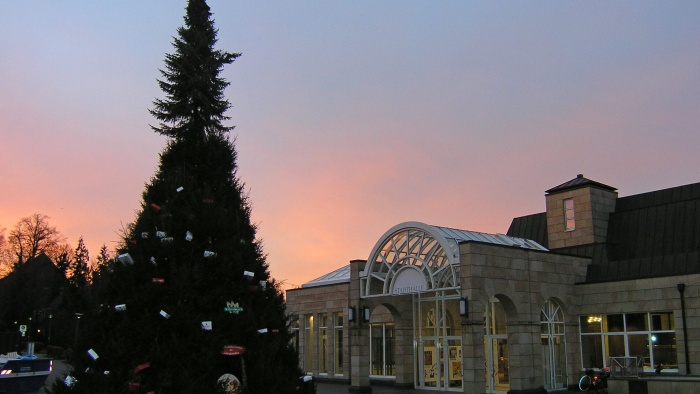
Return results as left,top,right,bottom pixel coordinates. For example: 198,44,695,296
1,1,699,289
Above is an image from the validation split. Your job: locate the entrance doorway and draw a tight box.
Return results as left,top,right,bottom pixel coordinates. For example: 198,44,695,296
414,291,463,391
485,297,509,393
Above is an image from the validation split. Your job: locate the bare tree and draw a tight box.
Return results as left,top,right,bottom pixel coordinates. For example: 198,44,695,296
0,226,13,277
7,213,68,267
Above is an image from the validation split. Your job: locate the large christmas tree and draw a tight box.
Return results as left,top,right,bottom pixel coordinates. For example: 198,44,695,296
52,1,306,393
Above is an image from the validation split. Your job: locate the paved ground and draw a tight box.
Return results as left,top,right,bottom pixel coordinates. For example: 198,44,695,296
316,382,448,393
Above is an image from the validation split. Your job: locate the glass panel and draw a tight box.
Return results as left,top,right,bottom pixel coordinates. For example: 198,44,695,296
552,335,567,388
580,315,602,333
627,334,651,370
319,314,328,373
651,313,675,331
491,300,507,335
447,338,462,389
581,335,603,369
423,339,438,388
542,337,552,389
371,324,383,375
604,314,624,332
606,335,625,360
305,315,314,371
334,312,343,375
651,332,677,371
493,338,509,391
625,313,648,331
385,325,396,376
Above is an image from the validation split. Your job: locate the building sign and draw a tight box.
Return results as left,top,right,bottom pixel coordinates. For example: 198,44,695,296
391,267,428,295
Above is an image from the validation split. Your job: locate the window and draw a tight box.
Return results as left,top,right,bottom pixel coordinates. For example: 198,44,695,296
579,312,677,373
291,319,300,354
370,323,396,377
334,312,344,375
319,314,328,374
304,315,314,372
564,198,575,231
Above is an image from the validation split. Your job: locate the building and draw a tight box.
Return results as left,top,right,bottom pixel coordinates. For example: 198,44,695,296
285,175,700,393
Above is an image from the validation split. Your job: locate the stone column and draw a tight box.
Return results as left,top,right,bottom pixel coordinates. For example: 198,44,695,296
507,321,546,394
462,318,486,393
349,260,372,393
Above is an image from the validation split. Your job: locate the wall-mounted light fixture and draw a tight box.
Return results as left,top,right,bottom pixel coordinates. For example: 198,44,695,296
362,306,371,323
348,306,356,323
459,297,468,318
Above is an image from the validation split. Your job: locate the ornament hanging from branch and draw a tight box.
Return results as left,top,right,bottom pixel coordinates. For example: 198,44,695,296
204,250,217,258
115,304,127,312
87,349,99,361
224,301,243,314
117,253,134,266
257,328,268,334
150,256,157,266
201,321,212,331
150,203,161,213
141,232,149,239
159,310,170,319
185,231,193,241
176,186,184,192
152,278,165,284
243,271,254,281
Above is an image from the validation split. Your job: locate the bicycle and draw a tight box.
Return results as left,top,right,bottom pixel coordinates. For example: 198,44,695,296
578,367,610,392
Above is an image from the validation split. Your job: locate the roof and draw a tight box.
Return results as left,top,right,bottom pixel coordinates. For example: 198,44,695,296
545,174,617,195
301,265,350,288
509,179,700,283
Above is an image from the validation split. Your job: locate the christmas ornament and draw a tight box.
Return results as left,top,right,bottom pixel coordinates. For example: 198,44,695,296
259,281,267,291
224,301,243,314
141,232,149,239
117,253,134,266
204,250,217,258
243,271,254,280
185,231,193,241
87,349,99,361
150,203,161,212
150,256,157,266
161,237,174,244
257,328,268,334
159,310,170,319
217,373,240,394
156,231,166,238
115,304,127,312
176,186,184,192
201,321,212,331
64,375,78,387
152,278,165,284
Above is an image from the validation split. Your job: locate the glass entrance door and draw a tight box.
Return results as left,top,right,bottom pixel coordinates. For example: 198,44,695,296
485,298,509,393
414,291,462,391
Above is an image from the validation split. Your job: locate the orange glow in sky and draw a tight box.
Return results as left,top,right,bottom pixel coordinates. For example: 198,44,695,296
2,2,700,290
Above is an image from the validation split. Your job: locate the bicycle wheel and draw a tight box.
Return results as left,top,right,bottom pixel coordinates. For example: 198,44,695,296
579,374,592,391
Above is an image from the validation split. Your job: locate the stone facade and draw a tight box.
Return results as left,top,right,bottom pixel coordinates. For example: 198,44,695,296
285,176,700,393
546,185,617,249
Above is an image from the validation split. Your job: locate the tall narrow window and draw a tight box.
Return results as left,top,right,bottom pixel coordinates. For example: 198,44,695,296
370,323,396,377
305,315,314,372
319,314,328,374
564,198,575,231
291,319,300,354
334,312,344,375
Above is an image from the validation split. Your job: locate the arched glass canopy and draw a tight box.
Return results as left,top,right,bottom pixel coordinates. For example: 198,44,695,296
360,222,547,298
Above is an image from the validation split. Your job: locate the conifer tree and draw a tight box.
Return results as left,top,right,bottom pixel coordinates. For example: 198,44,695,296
52,1,306,393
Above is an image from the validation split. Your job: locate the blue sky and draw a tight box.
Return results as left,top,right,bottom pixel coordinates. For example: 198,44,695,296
1,1,699,288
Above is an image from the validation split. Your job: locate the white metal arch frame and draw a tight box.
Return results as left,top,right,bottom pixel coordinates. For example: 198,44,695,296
360,221,548,298
360,222,462,297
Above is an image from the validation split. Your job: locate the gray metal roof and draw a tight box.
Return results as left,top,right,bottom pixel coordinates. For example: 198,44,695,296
301,264,350,288
302,222,548,289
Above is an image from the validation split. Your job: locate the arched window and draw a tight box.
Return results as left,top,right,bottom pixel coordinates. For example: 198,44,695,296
541,299,566,389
